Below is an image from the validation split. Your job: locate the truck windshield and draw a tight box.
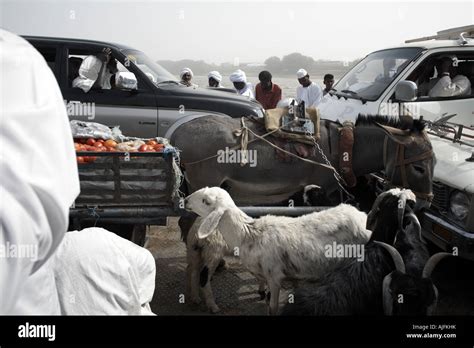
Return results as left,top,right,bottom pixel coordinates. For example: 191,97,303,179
335,48,423,101
121,49,178,85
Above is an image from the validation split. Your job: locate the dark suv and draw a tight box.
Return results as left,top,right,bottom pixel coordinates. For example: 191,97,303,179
24,36,265,138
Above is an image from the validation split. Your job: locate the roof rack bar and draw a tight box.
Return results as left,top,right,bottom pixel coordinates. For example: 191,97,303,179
405,25,474,43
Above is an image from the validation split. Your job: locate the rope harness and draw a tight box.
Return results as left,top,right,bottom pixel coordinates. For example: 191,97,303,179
183,116,435,202
382,135,434,202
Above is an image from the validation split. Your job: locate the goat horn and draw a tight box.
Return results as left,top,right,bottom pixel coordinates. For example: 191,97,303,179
404,210,422,240
382,273,394,315
422,252,452,278
374,241,406,273
397,193,408,232
367,190,395,229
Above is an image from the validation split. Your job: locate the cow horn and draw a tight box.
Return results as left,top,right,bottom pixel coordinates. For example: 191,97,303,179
374,241,406,273
422,252,452,278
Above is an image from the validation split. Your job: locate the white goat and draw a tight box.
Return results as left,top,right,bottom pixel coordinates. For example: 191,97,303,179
184,186,371,315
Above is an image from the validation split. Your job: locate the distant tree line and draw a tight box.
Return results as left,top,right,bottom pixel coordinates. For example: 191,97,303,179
158,52,360,78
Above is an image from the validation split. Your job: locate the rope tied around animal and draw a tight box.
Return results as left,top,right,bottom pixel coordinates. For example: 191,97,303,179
182,116,354,202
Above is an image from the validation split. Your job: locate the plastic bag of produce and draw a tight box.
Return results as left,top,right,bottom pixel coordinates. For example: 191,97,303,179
70,120,122,140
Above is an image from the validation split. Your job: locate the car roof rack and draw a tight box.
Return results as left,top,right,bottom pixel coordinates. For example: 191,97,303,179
405,25,474,45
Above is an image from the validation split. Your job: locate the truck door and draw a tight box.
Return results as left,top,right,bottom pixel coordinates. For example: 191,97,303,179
60,45,159,138
387,50,474,127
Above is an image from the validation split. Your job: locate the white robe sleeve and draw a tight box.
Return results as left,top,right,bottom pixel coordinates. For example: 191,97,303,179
0,30,80,314
428,75,471,98
72,55,103,92
310,84,323,107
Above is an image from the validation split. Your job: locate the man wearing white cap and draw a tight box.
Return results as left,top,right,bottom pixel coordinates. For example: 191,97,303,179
229,69,255,98
296,68,323,108
208,71,224,88
180,67,198,88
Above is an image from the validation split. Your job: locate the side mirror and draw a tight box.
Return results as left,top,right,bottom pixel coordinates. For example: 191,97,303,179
395,80,418,102
116,72,138,90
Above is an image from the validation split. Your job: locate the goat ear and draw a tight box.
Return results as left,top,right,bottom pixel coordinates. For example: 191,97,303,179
197,208,226,239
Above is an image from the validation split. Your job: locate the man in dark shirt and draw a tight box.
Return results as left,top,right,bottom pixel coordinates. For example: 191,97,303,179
255,70,282,109
323,74,335,95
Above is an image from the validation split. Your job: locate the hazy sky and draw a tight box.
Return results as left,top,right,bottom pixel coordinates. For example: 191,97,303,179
1,0,473,63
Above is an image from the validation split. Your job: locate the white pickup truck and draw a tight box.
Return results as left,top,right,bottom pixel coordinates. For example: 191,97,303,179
318,25,474,260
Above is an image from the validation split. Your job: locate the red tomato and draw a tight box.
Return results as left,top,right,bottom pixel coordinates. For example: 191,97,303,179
146,140,158,146
77,156,85,164
138,144,153,152
74,143,82,151
153,144,164,152
104,139,117,148
96,139,105,144
86,138,96,146
95,142,104,148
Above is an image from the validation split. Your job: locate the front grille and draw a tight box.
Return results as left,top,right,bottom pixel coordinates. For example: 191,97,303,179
432,181,449,211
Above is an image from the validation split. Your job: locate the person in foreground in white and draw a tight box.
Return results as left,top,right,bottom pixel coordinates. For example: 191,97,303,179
0,29,156,315
296,68,323,108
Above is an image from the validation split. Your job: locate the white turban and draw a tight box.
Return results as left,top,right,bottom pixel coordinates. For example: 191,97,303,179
180,67,193,79
297,68,308,79
208,71,222,83
229,69,247,83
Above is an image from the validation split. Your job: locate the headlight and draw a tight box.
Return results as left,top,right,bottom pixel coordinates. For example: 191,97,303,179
449,191,471,222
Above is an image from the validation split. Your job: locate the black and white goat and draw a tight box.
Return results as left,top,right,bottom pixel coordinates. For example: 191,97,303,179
178,184,324,313
281,188,451,315
184,186,371,315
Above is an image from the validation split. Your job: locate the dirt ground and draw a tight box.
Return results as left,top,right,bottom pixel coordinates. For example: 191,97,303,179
145,218,474,316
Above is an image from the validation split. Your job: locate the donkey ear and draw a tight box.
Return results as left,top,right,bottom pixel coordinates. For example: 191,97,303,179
197,208,226,239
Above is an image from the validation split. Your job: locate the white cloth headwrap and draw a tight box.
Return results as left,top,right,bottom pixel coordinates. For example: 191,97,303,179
0,29,80,314
180,67,194,79
208,71,222,83
297,68,308,79
230,69,247,83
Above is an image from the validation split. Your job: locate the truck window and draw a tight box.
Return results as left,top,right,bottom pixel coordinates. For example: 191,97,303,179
35,46,57,79
334,47,422,101
406,52,474,100
67,48,137,90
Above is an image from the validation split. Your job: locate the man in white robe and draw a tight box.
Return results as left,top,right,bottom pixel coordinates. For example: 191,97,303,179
1,30,156,315
0,29,80,314
230,69,254,98
296,68,323,108
429,56,471,98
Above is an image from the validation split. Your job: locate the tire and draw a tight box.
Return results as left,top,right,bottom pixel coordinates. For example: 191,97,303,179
130,224,147,247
